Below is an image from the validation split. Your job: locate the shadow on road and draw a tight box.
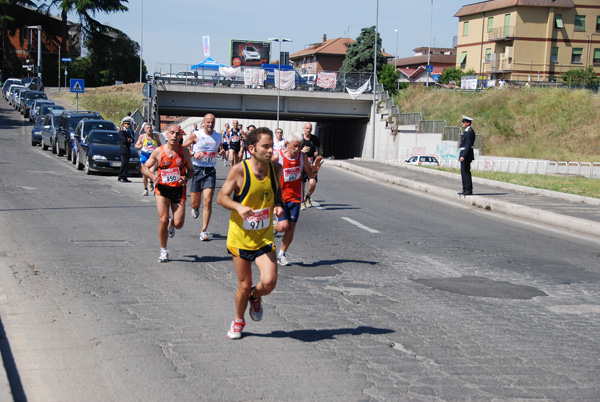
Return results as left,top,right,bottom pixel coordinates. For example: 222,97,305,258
245,326,394,342
0,316,27,401
294,259,378,268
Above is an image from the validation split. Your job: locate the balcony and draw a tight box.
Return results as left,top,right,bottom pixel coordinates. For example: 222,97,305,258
488,26,516,41
484,53,514,72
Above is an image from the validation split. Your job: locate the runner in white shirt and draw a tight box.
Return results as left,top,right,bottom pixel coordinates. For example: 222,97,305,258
273,128,286,152
182,113,224,241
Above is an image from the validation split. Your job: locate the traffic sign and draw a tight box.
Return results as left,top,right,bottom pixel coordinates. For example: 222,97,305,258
433,74,440,82
61,58,72,62
142,83,156,98
426,65,434,73
70,79,85,93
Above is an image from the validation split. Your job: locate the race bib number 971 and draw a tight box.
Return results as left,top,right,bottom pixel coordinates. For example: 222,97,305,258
243,207,270,230
160,167,180,184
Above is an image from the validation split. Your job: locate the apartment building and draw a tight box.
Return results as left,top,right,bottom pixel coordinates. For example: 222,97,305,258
454,0,600,82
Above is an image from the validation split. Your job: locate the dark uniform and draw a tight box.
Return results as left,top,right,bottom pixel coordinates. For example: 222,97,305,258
118,123,134,182
459,116,476,195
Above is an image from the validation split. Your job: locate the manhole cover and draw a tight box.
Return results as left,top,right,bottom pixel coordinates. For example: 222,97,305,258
72,240,135,247
414,275,547,300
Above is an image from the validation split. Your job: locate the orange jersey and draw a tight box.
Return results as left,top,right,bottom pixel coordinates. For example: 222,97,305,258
157,144,187,187
278,149,303,203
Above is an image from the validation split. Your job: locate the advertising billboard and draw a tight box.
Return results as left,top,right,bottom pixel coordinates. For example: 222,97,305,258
230,40,271,67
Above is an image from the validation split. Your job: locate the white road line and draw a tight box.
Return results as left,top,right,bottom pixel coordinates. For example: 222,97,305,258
341,217,380,234
310,200,324,210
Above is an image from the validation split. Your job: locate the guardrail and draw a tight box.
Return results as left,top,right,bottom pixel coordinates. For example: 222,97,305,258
440,159,600,178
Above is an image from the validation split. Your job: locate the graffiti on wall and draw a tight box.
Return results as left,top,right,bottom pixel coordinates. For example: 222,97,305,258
436,143,458,161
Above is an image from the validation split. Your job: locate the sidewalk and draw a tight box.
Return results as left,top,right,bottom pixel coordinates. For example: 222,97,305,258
328,159,600,239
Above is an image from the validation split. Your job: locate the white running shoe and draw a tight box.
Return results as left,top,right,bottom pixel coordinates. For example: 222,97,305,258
277,254,291,266
191,208,199,219
227,319,246,339
158,249,169,263
199,232,209,241
300,202,306,211
167,218,175,238
142,189,149,196
305,197,312,208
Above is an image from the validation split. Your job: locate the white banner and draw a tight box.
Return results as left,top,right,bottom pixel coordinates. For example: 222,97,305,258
203,36,210,57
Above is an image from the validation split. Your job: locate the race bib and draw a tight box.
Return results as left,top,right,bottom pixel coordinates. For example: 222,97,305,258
199,151,216,165
308,157,314,164
243,207,270,231
160,167,180,184
283,166,301,182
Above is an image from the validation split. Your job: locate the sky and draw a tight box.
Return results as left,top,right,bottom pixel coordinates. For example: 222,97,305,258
76,0,470,73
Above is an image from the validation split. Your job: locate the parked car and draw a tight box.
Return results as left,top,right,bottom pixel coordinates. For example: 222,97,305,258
69,119,117,165
76,129,140,176
33,104,64,124
31,114,45,146
55,110,103,158
405,155,440,167
20,90,48,118
2,79,22,100
8,85,26,107
39,111,64,152
29,99,54,122
22,76,44,91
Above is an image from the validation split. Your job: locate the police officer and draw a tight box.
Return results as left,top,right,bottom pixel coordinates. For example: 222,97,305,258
118,117,134,183
459,115,475,195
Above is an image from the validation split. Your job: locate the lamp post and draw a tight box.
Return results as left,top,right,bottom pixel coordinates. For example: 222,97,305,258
426,0,433,87
395,29,399,90
371,0,379,159
268,38,292,129
139,0,143,82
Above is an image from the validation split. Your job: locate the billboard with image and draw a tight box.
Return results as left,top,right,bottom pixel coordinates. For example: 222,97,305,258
230,40,271,67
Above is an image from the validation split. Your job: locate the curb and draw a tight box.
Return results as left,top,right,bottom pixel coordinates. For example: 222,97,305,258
328,160,600,239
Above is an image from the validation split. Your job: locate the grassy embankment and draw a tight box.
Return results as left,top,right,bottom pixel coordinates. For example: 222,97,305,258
395,86,600,198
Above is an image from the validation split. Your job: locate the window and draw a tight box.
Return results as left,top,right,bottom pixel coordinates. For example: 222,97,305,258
551,47,559,63
594,49,600,65
571,48,583,64
596,16,600,32
488,17,494,32
459,51,467,66
485,48,492,63
463,21,469,36
504,14,511,36
555,14,564,29
575,15,586,32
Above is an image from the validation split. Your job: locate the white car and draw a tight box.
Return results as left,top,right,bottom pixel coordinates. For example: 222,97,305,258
242,46,261,62
405,155,439,167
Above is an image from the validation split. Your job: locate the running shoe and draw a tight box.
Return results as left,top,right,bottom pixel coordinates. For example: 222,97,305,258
227,319,246,339
248,286,263,321
300,202,306,210
167,218,175,238
277,254,291,266
199,231,209,241
158,249,169,263
142,189,149,196
223,160,227,166
305,197,312,208
191,208,199,219
149,182,154,191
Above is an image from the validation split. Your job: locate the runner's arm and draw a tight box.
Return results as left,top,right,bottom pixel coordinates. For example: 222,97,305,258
302,152,322,179
141,148,161,184
273,163,284,219
134,134,144,150
181,132,196,148
217,164,254,219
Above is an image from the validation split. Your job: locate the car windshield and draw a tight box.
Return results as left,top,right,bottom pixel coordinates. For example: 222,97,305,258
84,122,117,135
91,132,119,144
41,105,64,114
27,93,47,100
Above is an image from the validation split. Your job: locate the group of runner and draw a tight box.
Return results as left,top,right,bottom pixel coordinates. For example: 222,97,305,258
140,115,323,339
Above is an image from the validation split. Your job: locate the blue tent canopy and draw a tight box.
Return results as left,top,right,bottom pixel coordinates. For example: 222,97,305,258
191,57,227,70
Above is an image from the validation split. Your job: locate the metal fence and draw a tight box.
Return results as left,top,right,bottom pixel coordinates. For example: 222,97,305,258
440,159,600,179
152,63,374,94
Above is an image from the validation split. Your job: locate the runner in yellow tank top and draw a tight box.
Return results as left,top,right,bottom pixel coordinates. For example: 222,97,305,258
217,127,283,340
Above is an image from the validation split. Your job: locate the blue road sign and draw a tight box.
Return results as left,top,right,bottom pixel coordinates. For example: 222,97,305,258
70,79,85,93
433,74,440,82
426,65,434,73
61,58,72,62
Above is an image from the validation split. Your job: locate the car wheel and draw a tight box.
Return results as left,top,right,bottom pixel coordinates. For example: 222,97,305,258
71,149,77,164
51,139,57,154
42,140,48,151
57,141,64,157
76,152,84,170
85,158,92,175
31,139,36,146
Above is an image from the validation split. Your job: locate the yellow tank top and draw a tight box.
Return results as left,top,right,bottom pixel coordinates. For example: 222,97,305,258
227,160,277,250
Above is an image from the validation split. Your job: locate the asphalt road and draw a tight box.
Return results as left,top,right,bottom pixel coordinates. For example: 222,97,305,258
1,99,600,401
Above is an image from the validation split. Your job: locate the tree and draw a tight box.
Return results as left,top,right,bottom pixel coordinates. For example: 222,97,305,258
439,66,464,85
561,66,599,86
44,0,128,56
378,64,399,95
340,26,388,73
69,27,145,86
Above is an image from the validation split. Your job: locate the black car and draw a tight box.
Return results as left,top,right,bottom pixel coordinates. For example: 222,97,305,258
33,104,64,124
76,129,141,176
22,76,44,91
55,110,102,158
31,114,45,146
20,90,48,118
69,119,117,165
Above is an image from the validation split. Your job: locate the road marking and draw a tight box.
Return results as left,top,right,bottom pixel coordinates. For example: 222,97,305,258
341,217,380,234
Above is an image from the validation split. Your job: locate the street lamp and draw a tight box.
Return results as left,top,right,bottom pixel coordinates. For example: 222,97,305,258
372,0,379,159
139,0,143,82
268,38,292,129
27,25,42,80
426,0,433,87
394,29,398,70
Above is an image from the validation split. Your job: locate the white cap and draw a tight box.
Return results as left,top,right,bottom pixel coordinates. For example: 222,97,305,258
461,115,473,123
